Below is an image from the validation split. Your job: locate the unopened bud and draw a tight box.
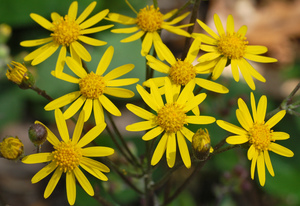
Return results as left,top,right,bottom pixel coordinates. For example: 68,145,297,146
192,128,213,161
28,123,47,146
6,61,35,89
0,136,24,160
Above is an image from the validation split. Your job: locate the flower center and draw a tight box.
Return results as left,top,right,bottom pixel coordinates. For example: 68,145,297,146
51,15,80,46
248,123,273,150
79,72,106,99
217,32,248,59
156,103,187,133
52,140,82,173
169,60,196,86
136,5,163,32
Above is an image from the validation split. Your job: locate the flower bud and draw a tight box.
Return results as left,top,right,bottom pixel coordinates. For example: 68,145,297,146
0,136,24,160
28,123,47,146
192,128,213,161
6,61,35,89
0,24,11,44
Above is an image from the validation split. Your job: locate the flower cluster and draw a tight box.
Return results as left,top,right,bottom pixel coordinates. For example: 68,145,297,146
3,0,296,205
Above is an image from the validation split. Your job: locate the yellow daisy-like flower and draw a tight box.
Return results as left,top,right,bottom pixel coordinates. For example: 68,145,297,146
22,109,114,205
126,78,215,168
20,1,113,74
217,92,294,186
44,46,139,124
106,2,192,59
194,14,277,90
144,38,229,95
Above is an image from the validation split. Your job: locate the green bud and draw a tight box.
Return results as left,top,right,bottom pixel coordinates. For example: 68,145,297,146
192,128,213,161
28,123,47,146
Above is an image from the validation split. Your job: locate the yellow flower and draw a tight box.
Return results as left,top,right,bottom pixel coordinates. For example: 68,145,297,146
144,38,229,95
0,137,24,160
44,46,139,124
20,1,113,74
6,61,35,88
217,92,294,186
126,78,215,168
106,2,192,59
194,14,277,90
192,128,213,161
22,109,114,205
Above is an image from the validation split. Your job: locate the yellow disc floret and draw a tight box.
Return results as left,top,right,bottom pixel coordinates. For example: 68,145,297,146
217,32,248,59
136,5,163,32
248,123,273,150
52,140,82,173
169,60,196,86
51,16,80,46
156,103,187,133
79,72,106,99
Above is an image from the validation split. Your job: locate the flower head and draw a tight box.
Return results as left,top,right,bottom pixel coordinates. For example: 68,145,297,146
20,1,113,74
192,128,213,161
6,61,35,89
22,109,114,205
106,2,192,59
194,14,277,90
217,92,294,186
44,46,139,124
126,78,215,168
144,38,229,95
0,136,24,160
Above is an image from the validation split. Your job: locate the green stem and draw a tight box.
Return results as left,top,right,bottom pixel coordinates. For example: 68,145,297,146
181,0,201,60
30,85,53,102
153,0,158,8
106,112,142,168
168,0,194,22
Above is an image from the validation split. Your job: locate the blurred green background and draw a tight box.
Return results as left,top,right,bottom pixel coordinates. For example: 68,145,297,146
1,0,300,206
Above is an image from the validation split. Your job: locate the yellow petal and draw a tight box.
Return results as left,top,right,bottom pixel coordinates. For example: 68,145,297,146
230,59,239,82
44,91,81,111
104,88,135,98
98,95,121,116
176,80,195,104
68,1,78,21
96,46,114,76
194,78,229,94
23,43,52,61
196,19,219,39
136,84,159,112
161,24,191,37
82,98,93,122
165,11,190,25
272,132,290,140
22,153,52,164
237,59,255,90
256,95,267,123
78,36,107,46
197,52,221,62
239,58,266,83
226,135,248,145
55,109,70,142
77,123,106,148
44,168,63,199
141,32,153,56
31,161,57,183
236,109,251,131
76,1,97,24
216,120,247,135
257,152,266,186
104,64,135,81
20,37,53,47
186,115,216,125
30,13,53,31
80,163,108,181
212,56,227,80
82,147,114,157
111,26,139,33
243,53,277,63
149,79,164,108
250,150,258,180
126,120,157,132
186,38,201,63
250,92,257,122
214,14,225,36
151,133,168,166
80,24,114,34
247,144,255,160
93,99,104,125
142,127,164,141
73,167,94,196
237,97,253,127
126,103,156,120
107,78,139,87
166,133,176,168
31,43,59,65
66,171,76,206
184,93,206,112
72,110,84,144
237,25,247,38
63,95,86,120
146,55,170,74
80,9,109,30
226,15,234,34
265,110,286,129
54,45,67,75
34,120,60,146
177,131,191,168
120,30,145,43
180,126,194,142
246,45,268,55
81,156,110,172
107,13,136,25
269,143,294,157
70,41,91,62
264,150,274,177
65,56,87,79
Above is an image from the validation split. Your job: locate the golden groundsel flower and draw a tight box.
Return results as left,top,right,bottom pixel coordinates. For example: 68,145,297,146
194,14,277,90
22,109,114,205
126,78,215,168
106,2,192,59
44,46,139,124
217,92,294,186
20,1,113,74
6,61,35,89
